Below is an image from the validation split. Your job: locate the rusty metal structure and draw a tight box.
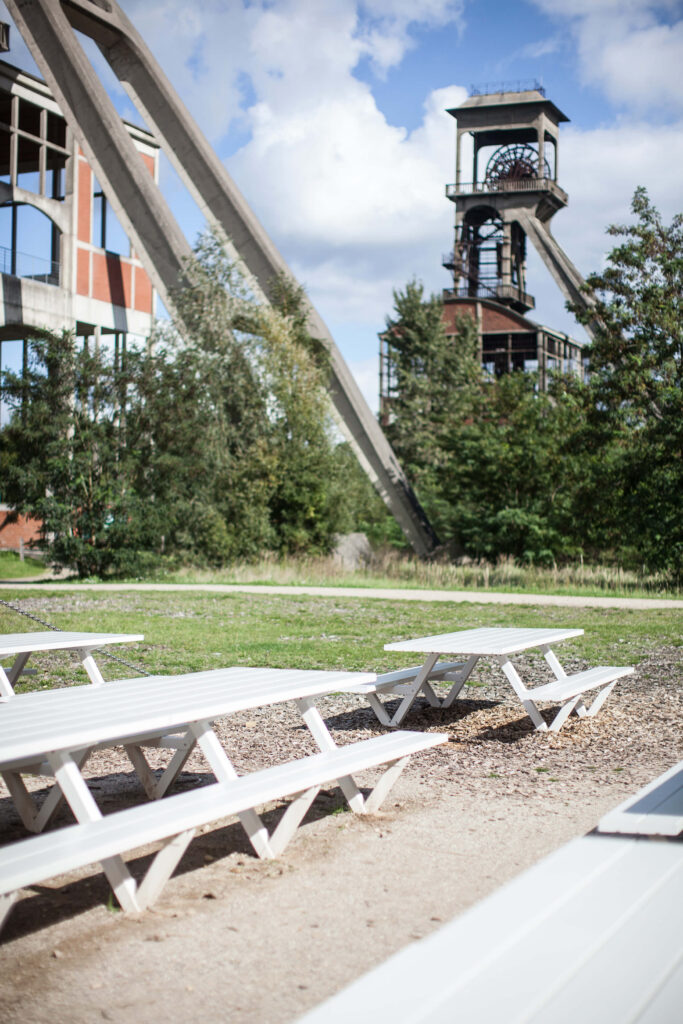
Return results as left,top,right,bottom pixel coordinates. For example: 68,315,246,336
443,83,593,329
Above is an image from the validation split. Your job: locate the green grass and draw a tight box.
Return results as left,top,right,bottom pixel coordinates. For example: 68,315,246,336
0,551,46,579
0,588,680,694
154,552,680,600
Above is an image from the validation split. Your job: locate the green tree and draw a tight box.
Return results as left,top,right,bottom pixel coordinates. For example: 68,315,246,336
382,280,481,537
0,329,150,577
570,187,683,578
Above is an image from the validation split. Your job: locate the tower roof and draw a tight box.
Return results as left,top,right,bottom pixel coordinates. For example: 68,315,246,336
447,89,569,131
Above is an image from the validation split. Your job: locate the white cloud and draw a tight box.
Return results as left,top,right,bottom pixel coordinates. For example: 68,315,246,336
530,0,683,112
526,119,683,338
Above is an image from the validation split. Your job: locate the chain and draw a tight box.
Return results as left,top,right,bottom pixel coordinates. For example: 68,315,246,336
0,596,153,677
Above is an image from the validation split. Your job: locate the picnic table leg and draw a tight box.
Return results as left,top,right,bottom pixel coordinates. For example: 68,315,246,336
78,648,107,686
2,747,92,833
6,652,32,690
0,663,17,699
496,656,548,732
295,697,366,813
389,653,441,727
46,750,142,912
541,645,567,680
440,656,480,708
187,720,276,859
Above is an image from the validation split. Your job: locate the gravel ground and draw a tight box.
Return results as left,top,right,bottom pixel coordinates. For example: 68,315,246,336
0,645,680,1022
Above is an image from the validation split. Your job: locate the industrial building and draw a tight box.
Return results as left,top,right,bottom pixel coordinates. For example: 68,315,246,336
0,55,158,395
380,84,587,416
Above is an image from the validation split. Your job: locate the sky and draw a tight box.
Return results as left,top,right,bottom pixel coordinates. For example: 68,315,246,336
1,0,682,411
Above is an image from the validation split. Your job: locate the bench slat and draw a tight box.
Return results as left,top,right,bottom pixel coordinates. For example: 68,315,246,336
528,665,633,703
0,730,447,896
348,662,465,694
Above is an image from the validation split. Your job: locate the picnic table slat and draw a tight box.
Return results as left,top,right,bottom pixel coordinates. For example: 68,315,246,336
0,668,377,762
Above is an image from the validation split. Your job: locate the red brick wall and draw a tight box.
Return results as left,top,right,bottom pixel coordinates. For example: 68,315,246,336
0,508,42,549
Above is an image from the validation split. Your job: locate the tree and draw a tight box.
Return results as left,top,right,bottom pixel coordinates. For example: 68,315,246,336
382,280,481,538
0,232,372,575
570,187,683,577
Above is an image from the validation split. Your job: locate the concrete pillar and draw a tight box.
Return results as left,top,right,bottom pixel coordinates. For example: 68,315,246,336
455,129,462,188
536,116,545,178
5,0,440,555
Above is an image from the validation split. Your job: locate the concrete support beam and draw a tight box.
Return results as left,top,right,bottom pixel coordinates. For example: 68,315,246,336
6,0,438,555
516,210,596,340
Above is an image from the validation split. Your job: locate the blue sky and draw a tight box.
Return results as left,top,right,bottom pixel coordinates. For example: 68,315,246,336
2,0,682,411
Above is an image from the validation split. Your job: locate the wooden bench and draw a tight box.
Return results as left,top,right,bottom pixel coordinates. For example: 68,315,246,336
0,729,447,932
348,662,465,727
296,831,683,1023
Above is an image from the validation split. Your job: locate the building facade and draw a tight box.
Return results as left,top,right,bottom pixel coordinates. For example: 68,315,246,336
0,57,158,394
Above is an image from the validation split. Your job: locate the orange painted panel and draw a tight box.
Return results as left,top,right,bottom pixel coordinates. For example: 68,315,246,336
76,247,91,297
134,266,153,313
92,252,133,308
140,152,155,176
77,161,91,243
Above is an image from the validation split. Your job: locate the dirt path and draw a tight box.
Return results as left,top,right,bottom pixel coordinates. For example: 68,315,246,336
1,579,681,611
0,775,641,1024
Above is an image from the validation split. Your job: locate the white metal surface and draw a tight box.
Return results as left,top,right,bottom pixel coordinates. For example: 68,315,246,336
0,631,144,657
384,626,584,656
297,834,683,1024
379,628,630,732
0,667,377,764
0,630,144,698
529,665,635,702
597,761,683,837
0,730,446,926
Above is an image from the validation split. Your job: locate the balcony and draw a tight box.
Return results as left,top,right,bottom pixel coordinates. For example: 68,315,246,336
442,283,535,312
0,244,60,285
445,178,568,204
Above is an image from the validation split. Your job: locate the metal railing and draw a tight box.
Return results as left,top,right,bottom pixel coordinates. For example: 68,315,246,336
469,80,545,97
0,245,60,285
445,178,567,202
442,283,535,309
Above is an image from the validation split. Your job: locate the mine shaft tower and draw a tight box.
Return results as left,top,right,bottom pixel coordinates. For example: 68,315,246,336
444,84,594,335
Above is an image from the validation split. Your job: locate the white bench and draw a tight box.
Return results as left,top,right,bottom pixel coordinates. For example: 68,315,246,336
597,760,683,837
297,833,683,1023
0,729,447,932
507,664,635,732
349,662,465,727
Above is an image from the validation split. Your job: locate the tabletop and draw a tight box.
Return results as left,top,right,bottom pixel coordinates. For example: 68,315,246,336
384,626,584,657
0,666,377,765
0,631,144,656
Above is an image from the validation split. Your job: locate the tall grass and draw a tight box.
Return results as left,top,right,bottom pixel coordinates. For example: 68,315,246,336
163,550,679,598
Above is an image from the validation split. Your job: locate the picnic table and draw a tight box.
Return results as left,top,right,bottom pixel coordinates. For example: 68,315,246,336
352,626,633,731
0,666,446,928
0,630,144,698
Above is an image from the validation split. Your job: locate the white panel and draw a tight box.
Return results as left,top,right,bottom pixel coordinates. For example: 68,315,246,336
384,627,583,656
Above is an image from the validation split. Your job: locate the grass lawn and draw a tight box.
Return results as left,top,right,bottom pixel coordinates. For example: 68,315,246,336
0,588,680,693
0,551,46,580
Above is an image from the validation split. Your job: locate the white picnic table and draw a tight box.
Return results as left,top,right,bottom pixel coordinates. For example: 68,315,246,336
0,666,446,928
352,626,633,731
0,630,144,698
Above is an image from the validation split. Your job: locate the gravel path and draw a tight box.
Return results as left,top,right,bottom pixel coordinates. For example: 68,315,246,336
0,641,680,1022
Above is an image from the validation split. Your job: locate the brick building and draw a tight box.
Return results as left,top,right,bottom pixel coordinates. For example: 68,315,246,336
0,57,158,406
